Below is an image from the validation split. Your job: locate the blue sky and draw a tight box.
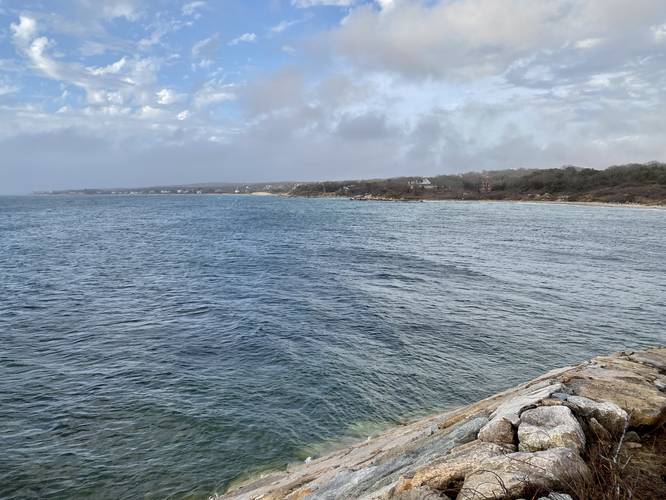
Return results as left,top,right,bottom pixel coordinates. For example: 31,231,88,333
1,0,665,193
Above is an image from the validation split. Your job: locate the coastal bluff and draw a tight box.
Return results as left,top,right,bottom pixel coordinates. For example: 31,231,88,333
218,348,666,500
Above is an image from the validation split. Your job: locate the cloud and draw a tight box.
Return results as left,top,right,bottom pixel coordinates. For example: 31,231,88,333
194,81,237,108
11,16,161,107
293,0,356,7
2,0,666,195
329,0,666,81
575,38,604,49
271,20,300,33
228,32,257,45
335,111,396,141
156,88,186,105
182,1,207,17
0,83,18,96
192,34,220,57
88,57,127,76
99,0,141,21
653,23,666,42
10,16,37,42
138,105,163,119
75,0,142,22
241,69,305,116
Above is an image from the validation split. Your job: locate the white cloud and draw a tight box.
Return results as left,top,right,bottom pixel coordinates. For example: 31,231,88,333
88,57,127,76
182,1,207,17
330,0,666,80
228,33,257,46
293,0,356,7
156,88,185,105
194,81,236,108
271,20,300,33
101,0,140,20
138,105,163,119
653,23,666,42
11,15,161,107
0,82,18,96
376,0,395,11
10,16,37,43
88,90,124,105
191,59,214,71
575,38,604,49
3,0,666,194
75,0,141,21
192,34,219,57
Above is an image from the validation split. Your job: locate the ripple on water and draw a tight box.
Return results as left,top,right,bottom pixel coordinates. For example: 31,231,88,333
0,195,665,499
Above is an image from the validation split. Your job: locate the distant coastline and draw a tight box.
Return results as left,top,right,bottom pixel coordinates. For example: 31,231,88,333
35,162,666,206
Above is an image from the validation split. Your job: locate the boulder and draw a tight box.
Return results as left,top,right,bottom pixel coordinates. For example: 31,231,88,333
458,448,589,500
518,406,586,453
564,363,666,427
478,382,563,445
478,417,515,446
490,382,564,426
410,440,515,490
564,395,628,435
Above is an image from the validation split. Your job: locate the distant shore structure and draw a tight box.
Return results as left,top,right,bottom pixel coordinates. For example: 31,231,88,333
34,162,666,206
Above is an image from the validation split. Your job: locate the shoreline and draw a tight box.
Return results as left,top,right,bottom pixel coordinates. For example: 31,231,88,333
23,192,666,208
217,347,666,500
288,194,666,209
422,198,666,210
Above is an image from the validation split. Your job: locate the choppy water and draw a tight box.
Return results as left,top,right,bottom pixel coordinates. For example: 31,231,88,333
1,195,664,499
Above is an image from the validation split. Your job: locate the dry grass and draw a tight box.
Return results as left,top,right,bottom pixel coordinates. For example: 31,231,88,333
567,423,666,500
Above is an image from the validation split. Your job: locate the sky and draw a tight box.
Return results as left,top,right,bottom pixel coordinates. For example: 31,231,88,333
0,0,665,194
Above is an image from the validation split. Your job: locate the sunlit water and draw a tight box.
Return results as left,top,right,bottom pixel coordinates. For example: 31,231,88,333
1,195,664,499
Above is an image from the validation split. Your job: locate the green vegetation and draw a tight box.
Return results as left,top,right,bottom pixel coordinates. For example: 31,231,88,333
290,162,666,204
42,162,666,205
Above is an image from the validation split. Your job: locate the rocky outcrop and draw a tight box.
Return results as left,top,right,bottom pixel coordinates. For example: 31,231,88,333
562,396,627,436
457,448,589,500
409,440,515,490
216,348,666,500
517,406,585,453
560,354,666,427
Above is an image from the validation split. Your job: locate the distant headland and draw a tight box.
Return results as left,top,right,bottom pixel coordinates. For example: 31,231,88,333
37,162,666,206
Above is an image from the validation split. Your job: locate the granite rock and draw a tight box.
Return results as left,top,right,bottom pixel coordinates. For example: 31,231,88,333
518,406,586,453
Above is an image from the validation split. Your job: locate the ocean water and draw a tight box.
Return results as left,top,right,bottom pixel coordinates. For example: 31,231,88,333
1,195,664,499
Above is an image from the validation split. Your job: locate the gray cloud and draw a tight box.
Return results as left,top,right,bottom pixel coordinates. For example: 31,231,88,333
330,0,666,81
2,0,666,194
335,111,396,140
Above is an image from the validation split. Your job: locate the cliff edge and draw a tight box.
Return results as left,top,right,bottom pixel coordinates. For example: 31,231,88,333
218,348,666,500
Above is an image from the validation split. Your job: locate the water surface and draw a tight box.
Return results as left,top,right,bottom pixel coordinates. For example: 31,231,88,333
1,195,664,499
